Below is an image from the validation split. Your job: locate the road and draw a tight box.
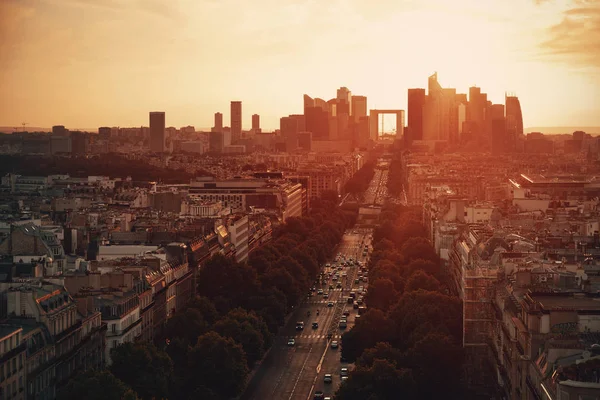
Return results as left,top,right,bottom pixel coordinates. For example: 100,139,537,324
241,229,372,400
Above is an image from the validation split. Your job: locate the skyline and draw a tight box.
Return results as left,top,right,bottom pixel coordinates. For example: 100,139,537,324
1,0,600,130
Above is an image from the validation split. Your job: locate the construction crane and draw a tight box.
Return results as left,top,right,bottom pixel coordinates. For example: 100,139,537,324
21,122,28,132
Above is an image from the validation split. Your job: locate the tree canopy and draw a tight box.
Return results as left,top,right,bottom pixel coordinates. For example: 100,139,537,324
337,191,467,400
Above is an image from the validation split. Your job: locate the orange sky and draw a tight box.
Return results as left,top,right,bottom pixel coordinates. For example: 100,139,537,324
1,0,599,131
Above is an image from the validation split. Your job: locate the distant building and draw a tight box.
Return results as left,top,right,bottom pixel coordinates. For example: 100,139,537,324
336,87,352,116
252,114,261,134
98,127,111,137
408,88,426,141
52,125,68,136
149,112,166,153
213,112,223,132
422,73,452,142
230,101,242,143
70,131,87,155
351,95,367,123
298,132,312,152
281,115,305,153
466,87,487,140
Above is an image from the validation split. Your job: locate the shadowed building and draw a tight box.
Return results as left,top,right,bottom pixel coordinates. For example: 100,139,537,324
149,112,165,153
213,112,223,132
252,114,261,134
505,94,524,152
230,101,242,143
351,95,367,123
408,88,426,141
422,73,452,142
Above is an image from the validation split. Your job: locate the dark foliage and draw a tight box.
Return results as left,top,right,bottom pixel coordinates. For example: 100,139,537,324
57,369,139,400
110,342,173,400
0,154,211,183
337,202,468,400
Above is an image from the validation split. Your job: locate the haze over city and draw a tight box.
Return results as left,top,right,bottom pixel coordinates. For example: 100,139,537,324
1,0,600,130
4,1,600,400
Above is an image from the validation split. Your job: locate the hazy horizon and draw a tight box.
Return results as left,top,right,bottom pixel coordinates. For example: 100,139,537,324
1,0,599,130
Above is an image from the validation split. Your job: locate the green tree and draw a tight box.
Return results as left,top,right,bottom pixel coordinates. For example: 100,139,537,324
400,237,439,264
57,369,139,400
356,342,404,368
110,342,173,400
185,332,249,398
404,270,442,293
334,359,417,400
213,309,267,367
341,309,396,362
364,278,398,312
163,307,210,344
404,333,465,399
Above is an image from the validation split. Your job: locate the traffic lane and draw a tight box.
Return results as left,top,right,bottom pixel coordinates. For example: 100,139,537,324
278,342,322,399
241,288,334,400
310,285,368,398
242,237,364,400
262,302,336,399
280,293,340,399
243,337,300,400
286,341,328,400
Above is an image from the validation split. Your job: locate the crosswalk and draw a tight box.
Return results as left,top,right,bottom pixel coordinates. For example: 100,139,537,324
306,300,345,305
283,334,343,340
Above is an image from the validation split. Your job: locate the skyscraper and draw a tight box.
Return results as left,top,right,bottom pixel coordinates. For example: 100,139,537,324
490,112,507,155
505,94,524,136
466,87,487,139
351,95,367,123
230,101,242,143
281,115,303,152
407,89,426,140
422,73,452,141
213,112,223,132
337,87,352,116
252,114,261,133
149,111,165,153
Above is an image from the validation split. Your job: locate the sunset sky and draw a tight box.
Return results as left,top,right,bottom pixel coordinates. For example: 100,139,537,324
1,0,599,131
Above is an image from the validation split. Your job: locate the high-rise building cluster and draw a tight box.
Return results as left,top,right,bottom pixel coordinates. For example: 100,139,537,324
204,87,386,155
407,73,524,153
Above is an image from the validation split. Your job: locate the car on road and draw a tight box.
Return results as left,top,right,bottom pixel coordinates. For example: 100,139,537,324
339,321,347,329
287,338,295,346
324,397,332,400
317,289,323,295
341,367,349,376
330,341,339,349
341,376,348,382
324,374,333,383
336,283,342,288
313,391,325,399
323,293,329,299
343,310,350,316
312,322,319,329
327,301,334,307
296,322,304,330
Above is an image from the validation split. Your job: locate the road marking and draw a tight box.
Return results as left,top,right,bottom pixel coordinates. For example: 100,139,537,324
272,350,295,397
288,345,313,400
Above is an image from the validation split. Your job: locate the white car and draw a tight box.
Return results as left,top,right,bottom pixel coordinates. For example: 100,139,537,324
288,338,295,346
330,341,339,349
341,367,349,376
324,374,333,383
